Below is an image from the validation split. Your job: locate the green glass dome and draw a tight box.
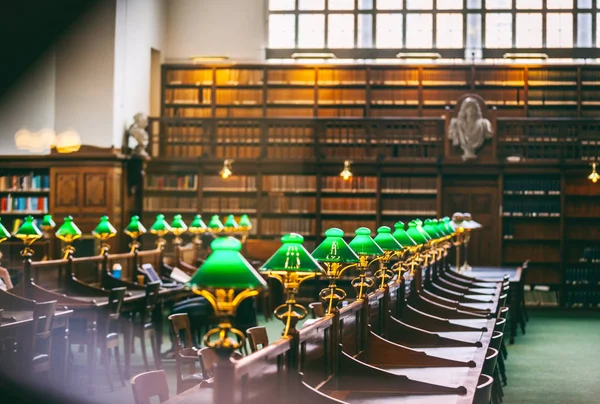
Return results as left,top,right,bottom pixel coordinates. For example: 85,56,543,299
188,215,207,234
392,221,417,247
261,233,323,273
208,215,224,233
348,227,384,257
55,216,82,243
374,226,403,251
150,214,171,236
0,218,10,243
406,221,428,245
92,216,117,240
312,228,359,263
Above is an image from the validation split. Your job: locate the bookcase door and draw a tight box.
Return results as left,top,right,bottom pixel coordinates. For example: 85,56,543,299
442,180,500,267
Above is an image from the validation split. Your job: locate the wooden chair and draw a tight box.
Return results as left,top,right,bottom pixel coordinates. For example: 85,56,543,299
198,347,242,379
247,326,269,353
168,313,204,393
309,302,325,318
133,281,161,371
131,369,169,404
30,300,57,378
98,287,126,391
474,374,494,404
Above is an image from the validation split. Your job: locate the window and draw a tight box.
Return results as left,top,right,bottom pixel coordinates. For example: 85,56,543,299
437,13,464,48
547,13,574,47
516,13,543,48
406,14,433,48
376,14,403,48
486,13,512,48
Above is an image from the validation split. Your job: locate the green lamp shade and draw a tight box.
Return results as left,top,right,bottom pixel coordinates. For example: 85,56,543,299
442,217,455,234
189,215,207,234
423,219,441,239
238,214,252,230
151,214,171,235
55,216,82,243
311,227,359,263
392,221,417,247
0,218,10,243
188,236,267,289
170,214,188,233
261,233,323,273
15,216,43,241
40,214,56,230
348,227,384,257
125,215,147,237
224,214,239,231
433,219,448,237
93,216,117,240
406,221,428,245
374,226,403,251
208,215,224,232
414,219,432,241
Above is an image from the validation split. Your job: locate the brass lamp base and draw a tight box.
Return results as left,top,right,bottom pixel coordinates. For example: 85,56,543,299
62,244,76,260
266,271,315,337
351,269,374,299
319,282,346,315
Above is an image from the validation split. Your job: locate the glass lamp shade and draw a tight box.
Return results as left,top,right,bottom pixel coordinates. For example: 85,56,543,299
125,215,147,238
208,215,224,233
170,214,188,236
434,218,450,237
223,215,239,232
392,221,417,247
150,214,172,237
414,219,432,241
261,233,323,273
40,214,56,231
55,216,82,243
238,214,252,231
188,214,207,235
188,236,267,290
462,213,482,229
423,219,441,239
451,212,464,230
0,218,10,243
92,216,117,241
406,221,428,245
442,217,455,235
312,228,359,263
348,227,384,257
374,226,403,251
15,216,43,244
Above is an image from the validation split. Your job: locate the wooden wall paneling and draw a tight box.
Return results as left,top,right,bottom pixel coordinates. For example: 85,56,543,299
559,171,566,305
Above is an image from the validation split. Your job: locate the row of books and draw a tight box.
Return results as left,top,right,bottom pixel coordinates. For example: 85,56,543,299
214,146,261,160
321,197,377,214
564,202,600,218
266,146,316,159
381,198,437,214
504,244,561,263
261,218,316,236
502,222,560,240
216,69,264,86
265,196,316,214
504,178,561,195
162,144,204,158
145,174,198,190
166,88,211,105
565,266,600,285
473,69,524,86
167,69,213,86
164,107,213,118
322,220,376,236
528,90,578,103
263,175,317,192
322,176,377,192
215,90,263,105
502,201,561,217
0,174,50,192
203,176,256,191
527,69,578,85
579,246,600,263
0,196,48,213
201,197,256,213
381,177,437,194
143,197,197,212
565,292,600,309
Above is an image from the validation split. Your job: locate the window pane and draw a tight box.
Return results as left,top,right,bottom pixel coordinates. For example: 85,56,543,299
486,13,512,48
358,14,373,47
516,0,542,8
358,0,373,9
486,0,511,9
547,0,573,8
298,14,325,47
466,13,482,49
547,13,573,47
377,0,403,9
299,0,325,10
269,0,295,10
437,0,462,9
328,0,355,10
406,0,432,9
376,14,403,47
269,14,296,48
467,0,482,8
578,13,592,47
328,14,355,48
406,13,433,48
578,0,592,8
516,13,542,48
437,14,463,48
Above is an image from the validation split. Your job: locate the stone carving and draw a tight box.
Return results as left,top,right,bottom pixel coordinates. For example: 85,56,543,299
128,112,150,159
448,97,493,161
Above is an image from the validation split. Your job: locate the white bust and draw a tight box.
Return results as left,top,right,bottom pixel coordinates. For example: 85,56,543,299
448,97,493,161
128,112,149,159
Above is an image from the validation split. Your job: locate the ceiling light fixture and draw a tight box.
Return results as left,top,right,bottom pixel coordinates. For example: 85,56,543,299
220,159,233,179
588,162,599,183
340,160,353,181
396,52,442,59
503,53,549,60
291,52,337,59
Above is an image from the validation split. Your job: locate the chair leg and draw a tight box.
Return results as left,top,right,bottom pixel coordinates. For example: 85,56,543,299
114,346,125,387
501,339,508,360
101,346,114,392
140,335,150,371
498,354,507,386
149,331,162,370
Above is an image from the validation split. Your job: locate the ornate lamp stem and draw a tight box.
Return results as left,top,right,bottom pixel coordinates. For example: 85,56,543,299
319,262,349,315
269,272,315,337
373,253,394,289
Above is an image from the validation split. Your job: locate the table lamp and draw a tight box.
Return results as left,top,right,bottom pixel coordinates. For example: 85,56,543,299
92,215,117,255
187,236,267,404
223,215,239,233
391,221,418,276
261,233,324,336
40,214,56,238
208,215,224,234
0,218,10,265
188,214,207,246
405,220,430,272
312,228,359,314
373,226,403,289
15,216,43,257
238,214,252,243
348,227,384,299
423,218,443,263
170,214,188,246
125,215,146,253
150,214,171,247
459,212,480,271
451,212,465,271
55,216,82,259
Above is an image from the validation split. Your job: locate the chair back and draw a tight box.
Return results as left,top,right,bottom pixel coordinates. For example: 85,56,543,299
247,326,269,353
490,331,503,352
495,317,507,333
131,370,169,404
199,347,218,379
309,302,325,318
482,347,499,377
141,282,161,324
31,300,56,358
169,313,194,350
168,313,203,393
498,306,509,320
473,374,494,404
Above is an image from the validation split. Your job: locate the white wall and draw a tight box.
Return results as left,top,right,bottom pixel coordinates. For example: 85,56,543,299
166,0,267,62
0,50,56,155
